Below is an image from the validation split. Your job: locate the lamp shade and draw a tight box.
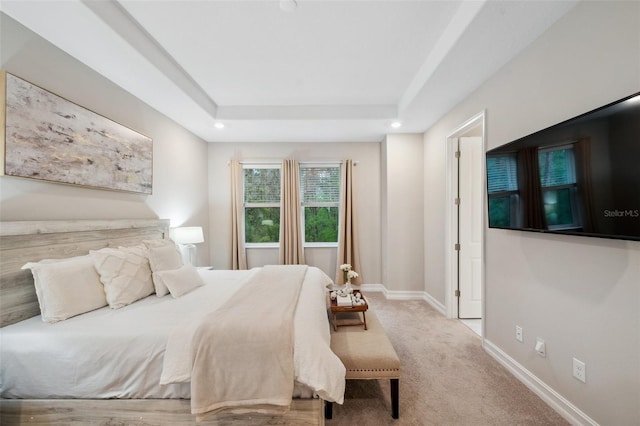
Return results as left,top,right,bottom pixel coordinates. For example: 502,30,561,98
171,226,204,245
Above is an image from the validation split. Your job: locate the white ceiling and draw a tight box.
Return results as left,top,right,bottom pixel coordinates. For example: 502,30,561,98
1,0,577,143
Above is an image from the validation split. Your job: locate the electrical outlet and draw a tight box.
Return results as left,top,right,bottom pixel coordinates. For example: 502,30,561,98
515,325,523,342
573,358,586,383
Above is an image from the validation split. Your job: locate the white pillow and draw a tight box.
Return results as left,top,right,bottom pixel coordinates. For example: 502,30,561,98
21,255,107,323
155,264,205,298
90,246,154,309
148,243,184,296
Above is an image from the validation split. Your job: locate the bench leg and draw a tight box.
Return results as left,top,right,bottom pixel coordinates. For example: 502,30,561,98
391,378,399,419
324,400,333,419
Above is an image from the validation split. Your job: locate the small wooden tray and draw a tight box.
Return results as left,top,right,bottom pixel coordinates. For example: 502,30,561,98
330,290,368,312
329,290,368,330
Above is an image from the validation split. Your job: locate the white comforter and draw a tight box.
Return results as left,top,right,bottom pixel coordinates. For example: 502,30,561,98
0,268,345,403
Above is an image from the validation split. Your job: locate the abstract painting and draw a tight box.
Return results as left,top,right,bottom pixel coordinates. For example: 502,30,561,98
1,71,153,194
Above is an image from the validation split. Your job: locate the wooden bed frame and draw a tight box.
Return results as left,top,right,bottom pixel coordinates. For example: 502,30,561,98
0,219,324,425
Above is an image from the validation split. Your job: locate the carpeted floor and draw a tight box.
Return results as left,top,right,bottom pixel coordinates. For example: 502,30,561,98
326,292,569,426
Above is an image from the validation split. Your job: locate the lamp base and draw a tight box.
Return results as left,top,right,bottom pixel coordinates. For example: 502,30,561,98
178,244,198,266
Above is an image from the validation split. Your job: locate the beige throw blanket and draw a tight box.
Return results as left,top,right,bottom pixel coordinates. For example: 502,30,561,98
189,265,308,420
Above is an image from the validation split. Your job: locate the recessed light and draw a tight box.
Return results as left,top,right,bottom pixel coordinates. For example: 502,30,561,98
214,122,225,129
280,0,297,12
391,121,402,129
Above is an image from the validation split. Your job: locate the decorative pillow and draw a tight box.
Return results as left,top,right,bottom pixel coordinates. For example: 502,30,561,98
21,255,107,323
90,246,154,309
155,264,205,298
148,243,184,296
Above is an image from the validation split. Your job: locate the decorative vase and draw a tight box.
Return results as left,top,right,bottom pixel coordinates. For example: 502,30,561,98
344,279,353,294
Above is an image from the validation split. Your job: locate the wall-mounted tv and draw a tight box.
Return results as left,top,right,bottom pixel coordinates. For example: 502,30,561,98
486,92,640,241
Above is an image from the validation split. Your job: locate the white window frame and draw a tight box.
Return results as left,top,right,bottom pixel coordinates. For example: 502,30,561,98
299,163,341,248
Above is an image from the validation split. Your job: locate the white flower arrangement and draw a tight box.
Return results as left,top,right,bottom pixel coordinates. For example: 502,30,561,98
340,263,358,284
339,264,351,272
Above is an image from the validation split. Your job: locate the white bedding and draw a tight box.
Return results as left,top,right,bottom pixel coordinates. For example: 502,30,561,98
0,268,345,402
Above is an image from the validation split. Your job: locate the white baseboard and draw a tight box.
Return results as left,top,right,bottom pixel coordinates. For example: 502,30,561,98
361,284,424,300
421,291,446,316
360,284,447,316
483,339,599,426
360,284,386,294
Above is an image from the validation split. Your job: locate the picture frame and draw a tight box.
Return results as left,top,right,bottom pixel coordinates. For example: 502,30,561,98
0,70,153,194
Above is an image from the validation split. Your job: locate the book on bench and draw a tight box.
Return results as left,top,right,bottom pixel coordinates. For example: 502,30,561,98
336,294,352,307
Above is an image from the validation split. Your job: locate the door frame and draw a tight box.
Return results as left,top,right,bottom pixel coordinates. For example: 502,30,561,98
444,111,486,328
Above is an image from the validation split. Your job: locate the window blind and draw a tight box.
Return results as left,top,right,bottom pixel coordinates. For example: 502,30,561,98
299,167,340,203
487,155,518,193
244,168,281,203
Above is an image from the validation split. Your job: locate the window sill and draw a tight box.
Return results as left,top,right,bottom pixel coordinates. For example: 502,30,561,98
244,243,338,249
304,243,338,248
245,243,279,249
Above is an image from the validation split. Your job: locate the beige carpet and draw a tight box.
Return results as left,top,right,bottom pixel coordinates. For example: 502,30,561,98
326,293,569,426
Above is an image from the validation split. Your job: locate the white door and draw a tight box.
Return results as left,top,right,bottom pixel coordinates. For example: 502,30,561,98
458,137,483,319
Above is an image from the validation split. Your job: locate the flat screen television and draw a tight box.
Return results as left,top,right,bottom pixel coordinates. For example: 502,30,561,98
486,92,640,241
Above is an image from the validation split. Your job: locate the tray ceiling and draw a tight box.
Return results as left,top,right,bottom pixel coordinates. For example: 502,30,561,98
0,0,577,142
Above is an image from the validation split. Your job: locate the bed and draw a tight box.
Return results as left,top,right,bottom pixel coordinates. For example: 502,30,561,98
0,219,344,425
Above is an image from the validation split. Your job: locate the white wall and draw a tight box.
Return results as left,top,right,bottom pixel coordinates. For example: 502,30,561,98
207,142,382,282
0,14,210,264
423,2,639,424
382,134,424,292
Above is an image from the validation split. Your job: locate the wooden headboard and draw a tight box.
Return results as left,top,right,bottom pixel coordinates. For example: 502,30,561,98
0,219,170,327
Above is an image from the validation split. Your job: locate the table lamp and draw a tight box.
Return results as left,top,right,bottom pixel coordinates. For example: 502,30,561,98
171,226,204,266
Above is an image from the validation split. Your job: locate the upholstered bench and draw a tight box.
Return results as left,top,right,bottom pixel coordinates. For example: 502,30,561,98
326,308,400,419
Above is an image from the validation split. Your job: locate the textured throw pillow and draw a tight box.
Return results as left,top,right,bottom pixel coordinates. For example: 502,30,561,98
90,246,154,309
148,243,184,296
155,264,205,298
21,255,107,323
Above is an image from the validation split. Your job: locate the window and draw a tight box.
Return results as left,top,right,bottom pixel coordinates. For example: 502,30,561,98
486,154,520,227
243,166,280,245
300,166,340,244
242,163,341,246
538,145,579,229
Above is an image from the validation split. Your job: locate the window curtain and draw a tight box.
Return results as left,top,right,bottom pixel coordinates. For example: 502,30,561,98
517,147,546,229
230,160,247,270
574,138,596,233
279,159,306,265
335,160,362,285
